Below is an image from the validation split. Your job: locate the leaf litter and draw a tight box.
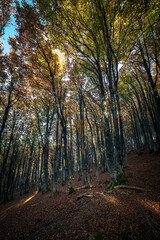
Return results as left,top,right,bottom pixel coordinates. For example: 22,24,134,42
0,148,160,240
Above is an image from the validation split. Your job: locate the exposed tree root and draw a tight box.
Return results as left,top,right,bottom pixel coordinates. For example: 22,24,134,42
114,185,151,191
76,185,150,201
76,185,95,190
76,191,113,201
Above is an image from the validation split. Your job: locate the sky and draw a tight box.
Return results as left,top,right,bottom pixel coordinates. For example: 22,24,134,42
1,16,17,53
1,0,33,54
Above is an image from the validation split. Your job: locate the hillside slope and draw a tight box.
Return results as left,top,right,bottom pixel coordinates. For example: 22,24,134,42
0,149,160,240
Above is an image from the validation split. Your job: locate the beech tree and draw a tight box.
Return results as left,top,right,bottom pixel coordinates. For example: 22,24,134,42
35,0,130,187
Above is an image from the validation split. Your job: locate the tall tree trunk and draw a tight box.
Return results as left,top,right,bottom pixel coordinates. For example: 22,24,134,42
0,113,16,197
85,106,100,184
24,139,35,194
76,119,81,181
52,117,59,193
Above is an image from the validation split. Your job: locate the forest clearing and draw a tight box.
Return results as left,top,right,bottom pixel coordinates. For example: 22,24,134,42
0,149,160,240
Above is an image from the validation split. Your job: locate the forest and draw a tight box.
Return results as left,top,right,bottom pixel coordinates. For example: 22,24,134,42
0,0,160,239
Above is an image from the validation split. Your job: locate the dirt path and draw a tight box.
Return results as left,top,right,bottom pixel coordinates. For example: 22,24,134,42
0,149,160,240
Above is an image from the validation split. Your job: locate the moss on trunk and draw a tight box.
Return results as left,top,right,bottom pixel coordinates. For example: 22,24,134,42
105,172,128,191
69,186,75,194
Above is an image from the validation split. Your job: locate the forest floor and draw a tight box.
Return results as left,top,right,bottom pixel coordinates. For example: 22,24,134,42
0,149,160,240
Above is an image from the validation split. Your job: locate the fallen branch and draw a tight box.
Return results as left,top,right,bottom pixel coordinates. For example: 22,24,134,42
76,191,113,201
77,192,103,200
76,185,95,190
76,185,150,201
114,185,150,191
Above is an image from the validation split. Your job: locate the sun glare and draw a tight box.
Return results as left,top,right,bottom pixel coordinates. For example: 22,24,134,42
23,191,38,205
102,194,119,205
54,49,65,63
139,199,160,216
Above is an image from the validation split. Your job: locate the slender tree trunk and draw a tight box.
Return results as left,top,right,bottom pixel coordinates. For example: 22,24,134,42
0,85,13,150
76,121,81,181
52,117,59,193
85,106,100,183
24,139,35,194
0,113,16,197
